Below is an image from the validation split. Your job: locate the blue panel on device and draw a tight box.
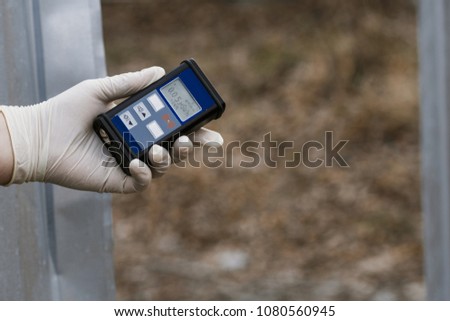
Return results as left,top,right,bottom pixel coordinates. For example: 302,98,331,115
111,68,216,152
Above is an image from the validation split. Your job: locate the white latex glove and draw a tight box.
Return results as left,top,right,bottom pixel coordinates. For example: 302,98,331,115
0,67,223,193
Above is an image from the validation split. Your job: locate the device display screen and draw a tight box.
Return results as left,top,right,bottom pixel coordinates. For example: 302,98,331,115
161,78,201,121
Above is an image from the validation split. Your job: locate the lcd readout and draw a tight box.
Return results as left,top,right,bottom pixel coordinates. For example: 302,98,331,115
161,78,201,121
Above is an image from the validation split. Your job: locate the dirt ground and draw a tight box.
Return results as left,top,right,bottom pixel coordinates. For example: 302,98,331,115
102,0,423,300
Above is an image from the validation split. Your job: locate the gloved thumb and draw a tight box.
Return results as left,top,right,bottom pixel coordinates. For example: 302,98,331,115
95,66,165,102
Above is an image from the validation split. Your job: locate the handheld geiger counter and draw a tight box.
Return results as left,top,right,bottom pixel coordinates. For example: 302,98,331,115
94,59,226,174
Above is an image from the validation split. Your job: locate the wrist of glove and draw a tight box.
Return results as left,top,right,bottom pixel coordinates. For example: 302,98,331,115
0,67,223,193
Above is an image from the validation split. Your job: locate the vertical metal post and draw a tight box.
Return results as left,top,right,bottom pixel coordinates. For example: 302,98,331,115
0,0,114,300
419,0,450,300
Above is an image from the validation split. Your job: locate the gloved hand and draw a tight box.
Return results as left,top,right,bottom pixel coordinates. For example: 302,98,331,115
0,67,223,193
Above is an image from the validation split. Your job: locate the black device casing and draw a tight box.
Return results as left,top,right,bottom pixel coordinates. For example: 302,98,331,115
93,59,226,175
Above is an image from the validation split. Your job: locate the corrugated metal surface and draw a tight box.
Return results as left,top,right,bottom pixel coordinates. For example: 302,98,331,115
0,0,114,300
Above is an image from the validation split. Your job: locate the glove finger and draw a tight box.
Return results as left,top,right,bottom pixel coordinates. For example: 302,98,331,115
172,135,193,163
96,66,165,102
106,101,117,111
122,159,152,193
188,127,224,147
148,144,171,178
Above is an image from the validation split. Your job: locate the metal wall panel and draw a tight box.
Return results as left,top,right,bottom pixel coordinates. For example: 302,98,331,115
419,0,450,300
0,0,54,301
0,0,114,300
38,0,115,301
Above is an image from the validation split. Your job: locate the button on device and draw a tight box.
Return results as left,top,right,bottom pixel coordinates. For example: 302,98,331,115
119,111,137,130
133,102,151,121
147,92,165,112
162,113,176,129
146,120,164,139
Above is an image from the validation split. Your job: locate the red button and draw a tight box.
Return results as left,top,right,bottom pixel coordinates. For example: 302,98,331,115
162,114,175,129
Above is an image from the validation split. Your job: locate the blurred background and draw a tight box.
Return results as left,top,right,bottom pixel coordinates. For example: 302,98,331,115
102,0,421,300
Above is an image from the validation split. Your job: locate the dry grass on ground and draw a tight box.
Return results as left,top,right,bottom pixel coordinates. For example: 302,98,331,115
102,0,422,300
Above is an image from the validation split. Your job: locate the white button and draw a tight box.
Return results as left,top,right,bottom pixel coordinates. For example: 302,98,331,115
133,102,151,121
146,121,164,139
147,92,165,112
119,111,137,130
